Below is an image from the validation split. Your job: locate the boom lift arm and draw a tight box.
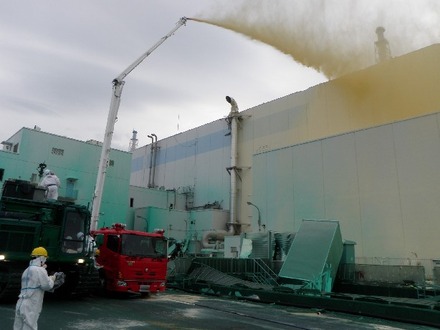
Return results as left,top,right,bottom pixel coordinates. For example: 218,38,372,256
91,17,188,230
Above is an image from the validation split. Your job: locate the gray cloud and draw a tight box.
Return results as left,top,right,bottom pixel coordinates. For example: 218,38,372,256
3,1,436,150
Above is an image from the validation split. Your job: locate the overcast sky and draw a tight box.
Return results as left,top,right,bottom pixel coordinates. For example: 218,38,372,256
1,1,439,151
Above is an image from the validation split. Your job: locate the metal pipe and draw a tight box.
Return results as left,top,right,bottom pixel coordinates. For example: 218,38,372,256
151,134,158,188
202,230,227,248
226,96,239,235
129,130,138,152
247,201,261,231
375,26,391,63
147,135,154,188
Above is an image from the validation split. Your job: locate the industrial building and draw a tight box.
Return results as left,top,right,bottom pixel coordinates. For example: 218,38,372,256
0,128,131,227
2,43,440,279
129,44,440,277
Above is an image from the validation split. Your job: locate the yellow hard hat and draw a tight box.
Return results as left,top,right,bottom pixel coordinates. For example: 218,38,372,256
31,247,48,257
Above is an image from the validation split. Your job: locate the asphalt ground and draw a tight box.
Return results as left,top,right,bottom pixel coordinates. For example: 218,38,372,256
0,289,437,330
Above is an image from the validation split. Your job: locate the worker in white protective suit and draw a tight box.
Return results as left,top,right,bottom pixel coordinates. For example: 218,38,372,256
39,169,61,200
76,231,89,253
13,247,62,330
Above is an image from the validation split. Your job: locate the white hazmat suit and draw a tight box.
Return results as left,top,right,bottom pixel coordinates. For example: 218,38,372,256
39,169,61,200
13,256,54,330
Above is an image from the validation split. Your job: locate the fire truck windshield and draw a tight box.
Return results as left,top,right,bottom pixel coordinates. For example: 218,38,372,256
120,234,166,258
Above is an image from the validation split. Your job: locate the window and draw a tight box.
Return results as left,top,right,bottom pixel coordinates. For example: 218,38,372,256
65,179,78,200
51,147,64,156
62,209,87,254
0,168,4,181
107,235,120,253
121,234,167,258
94,234,104,248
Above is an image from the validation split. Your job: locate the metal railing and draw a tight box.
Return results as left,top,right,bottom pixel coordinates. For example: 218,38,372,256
190,257,279,287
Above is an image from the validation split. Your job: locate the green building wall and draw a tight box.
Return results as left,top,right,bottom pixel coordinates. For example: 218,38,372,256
0,128,131,229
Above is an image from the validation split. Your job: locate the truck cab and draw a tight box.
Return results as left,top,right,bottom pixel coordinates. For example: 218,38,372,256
92,223,168,295
0,178,99,300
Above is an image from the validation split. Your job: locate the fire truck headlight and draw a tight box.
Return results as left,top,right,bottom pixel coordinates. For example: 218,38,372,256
144,267,149,272
117,281,127,287
0,255,5,261
77,258,85,264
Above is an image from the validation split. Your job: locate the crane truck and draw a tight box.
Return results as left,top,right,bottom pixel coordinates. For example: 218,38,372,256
87,16,187,297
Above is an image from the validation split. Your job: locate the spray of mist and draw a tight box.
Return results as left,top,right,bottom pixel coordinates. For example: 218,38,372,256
191,0,440,78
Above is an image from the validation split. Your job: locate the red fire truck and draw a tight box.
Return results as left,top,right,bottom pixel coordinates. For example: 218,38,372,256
91,223,168,295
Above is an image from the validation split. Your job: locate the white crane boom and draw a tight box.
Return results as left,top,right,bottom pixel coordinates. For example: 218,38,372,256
91,17,188,231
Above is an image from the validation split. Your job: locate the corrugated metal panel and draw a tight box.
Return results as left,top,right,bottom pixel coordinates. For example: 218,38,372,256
279,219,343,292
254,112,440,261
292,142,325,225
393,115,440,255
244,232,271,259
243,231,296,261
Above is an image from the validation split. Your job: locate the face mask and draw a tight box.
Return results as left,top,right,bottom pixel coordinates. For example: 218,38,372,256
38,256,47,266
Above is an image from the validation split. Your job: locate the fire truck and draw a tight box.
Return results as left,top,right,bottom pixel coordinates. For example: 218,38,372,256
91,223,168,295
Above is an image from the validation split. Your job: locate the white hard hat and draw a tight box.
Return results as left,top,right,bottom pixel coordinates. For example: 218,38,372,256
77,232,84,239
44,169,51,176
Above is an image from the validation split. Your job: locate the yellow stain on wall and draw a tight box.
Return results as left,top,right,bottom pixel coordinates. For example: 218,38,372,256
304,44,440,144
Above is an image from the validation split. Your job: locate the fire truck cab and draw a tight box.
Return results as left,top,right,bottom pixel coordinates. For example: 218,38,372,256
92,223,168,295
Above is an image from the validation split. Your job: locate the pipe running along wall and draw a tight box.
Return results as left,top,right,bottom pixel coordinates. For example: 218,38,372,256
201,96,239,249
227,96,239,235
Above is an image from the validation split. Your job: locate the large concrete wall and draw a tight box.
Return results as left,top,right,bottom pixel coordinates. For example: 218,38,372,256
131,119,231,210
130,44,440,263
253,113,440,261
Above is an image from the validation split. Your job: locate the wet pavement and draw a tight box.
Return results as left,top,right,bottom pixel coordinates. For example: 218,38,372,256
0,289,437,329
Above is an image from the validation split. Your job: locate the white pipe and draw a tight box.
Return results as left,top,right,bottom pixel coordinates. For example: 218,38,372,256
202,230,228,248
151,134,158,188
198,96,239,250
147,135,154,188
226,96,239,235
230,116,238,234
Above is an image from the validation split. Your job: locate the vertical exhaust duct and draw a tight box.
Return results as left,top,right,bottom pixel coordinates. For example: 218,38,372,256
151,134,158,188
129,130,138,152
226,96,240,235
375,26,392,63
201,96,240,248
147,134,154,188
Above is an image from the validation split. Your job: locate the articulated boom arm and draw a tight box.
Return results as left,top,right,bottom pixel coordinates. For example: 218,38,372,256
115,17,188,84
91,17,188,231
